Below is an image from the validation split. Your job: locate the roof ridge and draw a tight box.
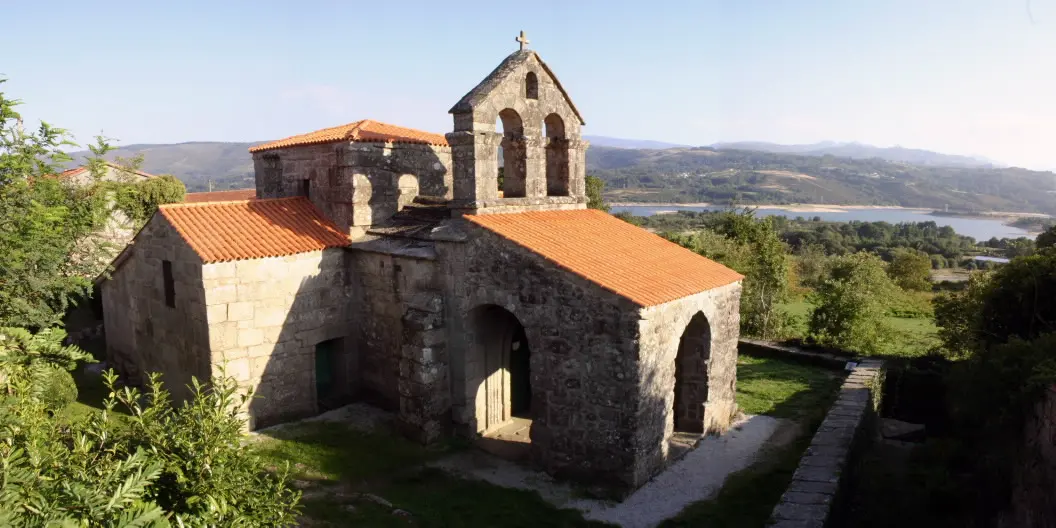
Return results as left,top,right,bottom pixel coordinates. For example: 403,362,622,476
163,196,303,209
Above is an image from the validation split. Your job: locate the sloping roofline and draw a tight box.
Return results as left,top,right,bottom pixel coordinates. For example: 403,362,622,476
449,50,586,125
249,119,448,153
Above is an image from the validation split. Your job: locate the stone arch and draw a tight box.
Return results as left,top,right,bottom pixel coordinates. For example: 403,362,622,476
525,71,539,100
497,108,527,198
673,311,711,433
465,304,533,433
544,113,570,196
395,173,418,209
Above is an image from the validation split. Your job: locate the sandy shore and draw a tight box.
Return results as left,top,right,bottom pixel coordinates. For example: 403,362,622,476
608,202,933,213
609,202,1053,219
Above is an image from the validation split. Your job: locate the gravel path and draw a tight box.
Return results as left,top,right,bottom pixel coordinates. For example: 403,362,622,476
574,414,782,527
432,414,783,528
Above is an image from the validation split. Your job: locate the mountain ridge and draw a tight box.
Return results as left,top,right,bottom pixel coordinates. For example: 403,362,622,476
61,137,1055,213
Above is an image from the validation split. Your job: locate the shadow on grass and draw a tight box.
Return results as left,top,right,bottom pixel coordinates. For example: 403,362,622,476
252,421,613,527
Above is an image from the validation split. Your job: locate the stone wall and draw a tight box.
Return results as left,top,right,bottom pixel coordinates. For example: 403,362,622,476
252,142,452,237
203,249,350,429
634,282,743,484
438,225,647,493
101,215,210,402
769,359,884,528
1002,384,1056,528
347,249,443,418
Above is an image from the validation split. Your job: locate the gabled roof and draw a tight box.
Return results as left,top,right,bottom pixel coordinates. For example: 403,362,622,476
449,50,586,125
158,197,349,263
249,119,448,153
465,209,742,307
184,189,257,203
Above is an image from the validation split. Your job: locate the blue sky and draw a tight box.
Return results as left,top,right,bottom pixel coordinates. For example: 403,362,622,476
4,0,1056,169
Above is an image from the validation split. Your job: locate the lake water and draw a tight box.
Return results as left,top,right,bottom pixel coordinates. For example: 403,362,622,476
609,205,1034,241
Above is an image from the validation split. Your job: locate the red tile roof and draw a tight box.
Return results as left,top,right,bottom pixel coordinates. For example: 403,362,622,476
465,209,743,307
184,189,257,203
58,163,157,180
249,119,448,153
59,167,87,178
158,197,349,263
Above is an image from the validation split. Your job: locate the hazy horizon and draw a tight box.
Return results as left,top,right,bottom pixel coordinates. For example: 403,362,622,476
5,0,1056,170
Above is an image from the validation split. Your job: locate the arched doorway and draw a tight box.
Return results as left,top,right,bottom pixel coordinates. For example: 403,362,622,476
674,312,711,433
469,305,531,433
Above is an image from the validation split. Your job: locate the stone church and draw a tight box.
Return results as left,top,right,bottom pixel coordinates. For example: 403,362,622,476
101,38,744,492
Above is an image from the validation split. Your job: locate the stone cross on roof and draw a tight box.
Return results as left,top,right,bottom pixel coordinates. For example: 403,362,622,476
516,30,529,51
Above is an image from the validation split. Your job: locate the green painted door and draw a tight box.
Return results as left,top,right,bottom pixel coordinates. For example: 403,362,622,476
315,340,335,410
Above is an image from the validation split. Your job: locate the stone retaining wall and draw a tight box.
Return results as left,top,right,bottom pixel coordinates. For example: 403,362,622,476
768,359,884,527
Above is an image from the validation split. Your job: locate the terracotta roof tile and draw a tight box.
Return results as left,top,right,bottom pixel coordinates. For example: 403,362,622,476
159,197,349,263
465,209,743,307
184,189,258,203
249,119,448,153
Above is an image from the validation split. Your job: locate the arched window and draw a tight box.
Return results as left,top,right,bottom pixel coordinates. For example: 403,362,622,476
544,113,569,196
525,72,539,100
497,109,527,198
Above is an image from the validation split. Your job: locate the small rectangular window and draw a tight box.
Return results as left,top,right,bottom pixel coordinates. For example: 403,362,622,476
162,260,175,308
301,178,311,198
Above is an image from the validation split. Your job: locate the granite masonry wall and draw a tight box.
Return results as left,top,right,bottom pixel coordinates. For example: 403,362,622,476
252,141,452,237
438,226,653,493
346,247,447,443
635,281,743,483
202,248,350,429
447,50,588,215
101,215,210,402
769,359,884,528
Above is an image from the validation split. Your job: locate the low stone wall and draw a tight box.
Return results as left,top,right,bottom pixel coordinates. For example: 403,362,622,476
738,339,847,370
768,359,884,528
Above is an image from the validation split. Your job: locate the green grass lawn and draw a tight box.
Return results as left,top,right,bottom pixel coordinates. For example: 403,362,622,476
736,354,844,419
781,298,940,358
252,422,610,527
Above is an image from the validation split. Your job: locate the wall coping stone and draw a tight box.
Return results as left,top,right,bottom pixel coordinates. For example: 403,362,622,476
768,359,885,527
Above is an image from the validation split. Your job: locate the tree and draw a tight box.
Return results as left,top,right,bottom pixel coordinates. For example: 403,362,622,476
0,80,110,328
887,248,932,291
933,271,991,358
668,209,792,339
808,252,899,354
585,174,609,212
1037,225,1056,250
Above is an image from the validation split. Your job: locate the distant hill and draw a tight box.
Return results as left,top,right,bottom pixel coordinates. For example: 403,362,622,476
66,142,262,192
712,141,999,168
64,137,1056,214
583,136,689,150
588,145,1056,214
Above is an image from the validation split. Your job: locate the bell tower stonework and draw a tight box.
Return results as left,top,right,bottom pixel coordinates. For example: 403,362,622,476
447,34,589,215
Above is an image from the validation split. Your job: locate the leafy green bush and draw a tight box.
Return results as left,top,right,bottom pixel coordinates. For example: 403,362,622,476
808,252,900,354
0,370,302,526
38,367,77,410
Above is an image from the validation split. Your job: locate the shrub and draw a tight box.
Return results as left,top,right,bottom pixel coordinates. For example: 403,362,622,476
0,370,301,526
38,367,77,410
808,252,899,354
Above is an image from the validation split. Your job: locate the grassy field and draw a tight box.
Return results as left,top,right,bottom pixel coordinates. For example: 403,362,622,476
781,298,940,358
